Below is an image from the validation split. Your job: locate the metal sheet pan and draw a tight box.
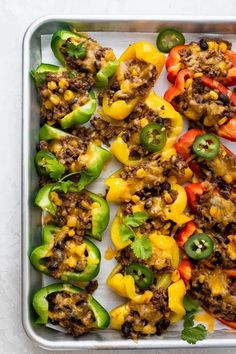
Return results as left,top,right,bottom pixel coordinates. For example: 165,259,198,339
22,15,236,350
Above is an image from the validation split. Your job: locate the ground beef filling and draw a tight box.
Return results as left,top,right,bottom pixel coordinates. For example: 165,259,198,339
106,59,157,104
61,37,115,74
121,288,170,339
174,77,236,130
189,265,236,322
179,39,232,78
47,291,96,336
40,71,91,126
43,229,87,278
39,135,88,173
194,189,236,232
49,191,93,236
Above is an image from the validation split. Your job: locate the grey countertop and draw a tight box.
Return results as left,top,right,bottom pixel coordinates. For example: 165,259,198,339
1,0,236,353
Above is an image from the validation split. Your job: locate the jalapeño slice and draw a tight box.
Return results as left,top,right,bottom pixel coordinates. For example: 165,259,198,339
192,133,220,159
184,233,214,260
126,263,153,290
156,28,185,53
140,123,167,152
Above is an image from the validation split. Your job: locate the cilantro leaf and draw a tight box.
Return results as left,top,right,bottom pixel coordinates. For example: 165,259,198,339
183,295,200,313
181,295,207,345
123,212,148,228
120,223,136,242
181,324,207,345
46,159,65,180
67,42,87,59
131,235,152,260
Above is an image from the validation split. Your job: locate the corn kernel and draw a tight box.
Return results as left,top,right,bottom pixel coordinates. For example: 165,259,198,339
62,225,69,232
44,99,54,109
208,41,217,50
171,270,180,282
131,195,140,203
223,173,232,184
132,204,144,213
163,191,173,204
105,50,115,61
185,78,193,89
75,244,86,257
50,141,62,154
136,168,146,178
192,175,199,183
198,275,205,283
68,229,75,237
193,72,203,78
81,200,91,209
140,118,149,128
218,116,228,126
49,94,60,105
209,90,218,100
50,191,62,206
210,206,220,218
58,78,68,88
67,215,77,227
91,202,100,209
47,81,58,90
219,42,227,52
167,176,177,183
64,90,75,101
66,256,77,268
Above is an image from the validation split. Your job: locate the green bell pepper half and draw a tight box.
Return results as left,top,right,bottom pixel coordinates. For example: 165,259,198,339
51,29,83,66
32,282,110,328
51,29,118,89
35,186,109,241
30,225,100,282
31,63,96,128
37,124,111,186
31,63,66,87
59,90,96,129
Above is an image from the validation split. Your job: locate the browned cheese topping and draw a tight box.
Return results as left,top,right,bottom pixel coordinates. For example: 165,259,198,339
47,291,95,336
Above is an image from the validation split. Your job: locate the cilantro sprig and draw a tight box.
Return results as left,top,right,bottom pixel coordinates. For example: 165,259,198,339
181,295,207,344
38,156,65,181
67,42,87,59
119,211,152,260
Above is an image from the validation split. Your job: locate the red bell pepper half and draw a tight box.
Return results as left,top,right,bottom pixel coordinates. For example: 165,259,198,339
177,221,197,249
185,183,207,214
166,42,236,86
216,318,236,330
178,259,193,284
164,70,236,141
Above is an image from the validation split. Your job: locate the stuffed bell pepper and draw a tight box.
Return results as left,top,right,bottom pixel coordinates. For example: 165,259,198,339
30,225,100,282
110,278,186,339
35,185,109,241
177,221,236,329
164,69,236,140
175,128,236,184
185,181,236,233
35,124,111,185
31,63,96,128
106,153,193,206
32,283,110,336
110,92,183,165
51,29,118,88
102,41,166,120
166,38,236,86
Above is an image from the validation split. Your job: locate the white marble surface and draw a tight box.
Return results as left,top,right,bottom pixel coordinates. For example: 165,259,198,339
0,0,236,353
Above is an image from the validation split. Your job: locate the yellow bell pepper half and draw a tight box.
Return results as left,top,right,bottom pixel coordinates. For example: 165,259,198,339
107,264,153,303
168,279,186,323
110,92,183,165
102,42,166,120
111,211,132,250
164,184,192,226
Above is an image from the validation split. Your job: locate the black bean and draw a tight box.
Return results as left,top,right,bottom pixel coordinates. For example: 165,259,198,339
219,93,230,105
160,181,171,192
199,38,209,50
121,321,132,337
